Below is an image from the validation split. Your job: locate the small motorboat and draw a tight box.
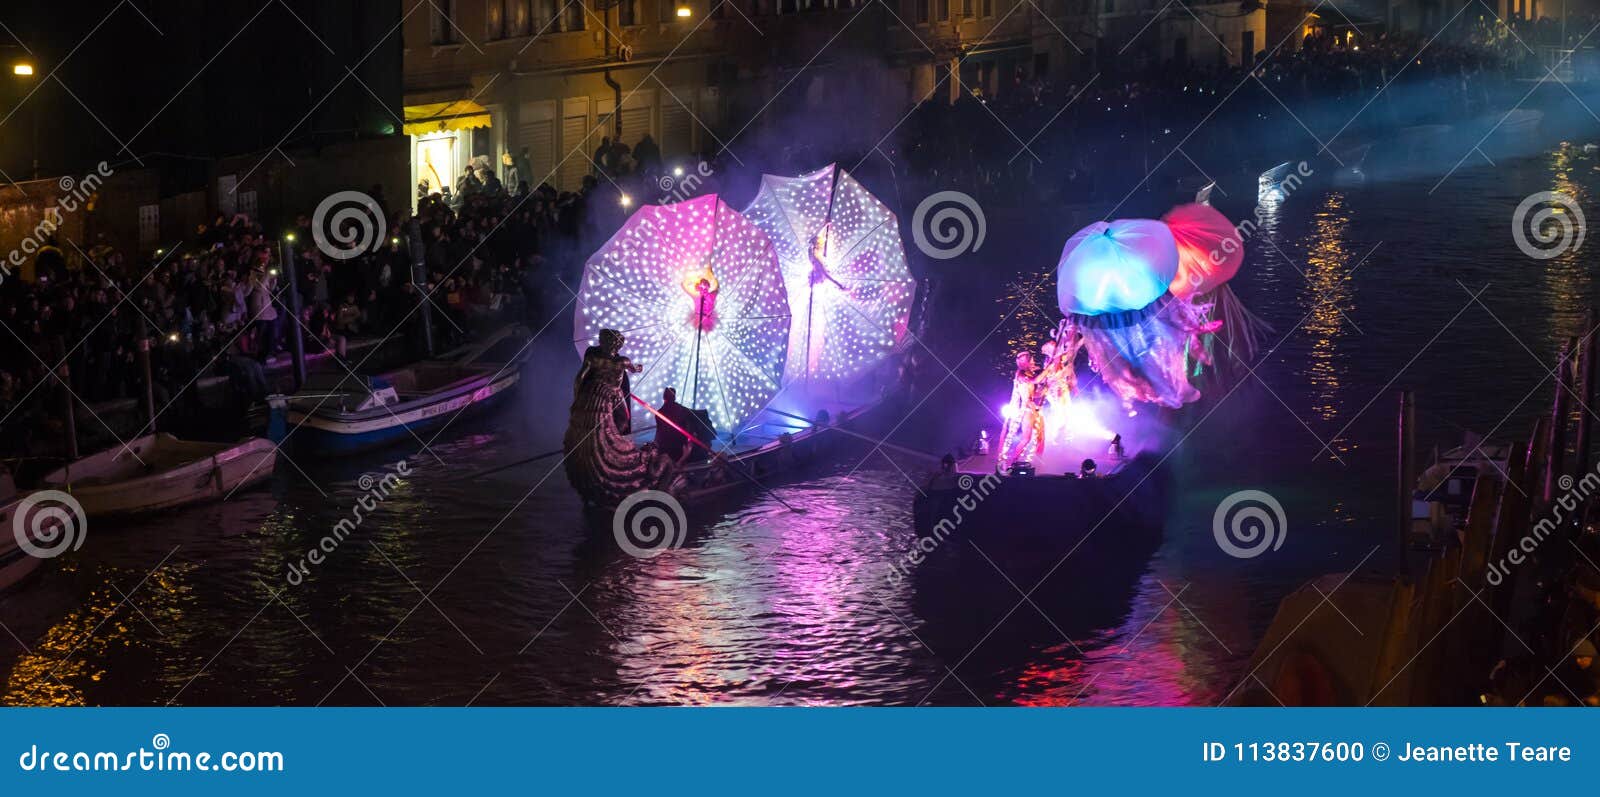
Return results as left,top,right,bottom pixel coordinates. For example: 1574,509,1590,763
38,433,277,517
270,325,532,456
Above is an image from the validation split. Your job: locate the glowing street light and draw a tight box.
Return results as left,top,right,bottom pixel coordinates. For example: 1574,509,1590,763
12,63,33,76
675,4,692,17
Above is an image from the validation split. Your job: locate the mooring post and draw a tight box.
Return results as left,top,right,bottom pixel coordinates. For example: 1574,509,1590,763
279,235,307,391
407,218,435,357
1576,308,1598,480
1398,389,1415,580
54,336,77,461
136,330,156,436
1548,337,1574,503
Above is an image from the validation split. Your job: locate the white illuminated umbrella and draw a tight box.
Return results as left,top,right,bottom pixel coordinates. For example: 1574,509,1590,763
574,194,790,434
743,164,915,384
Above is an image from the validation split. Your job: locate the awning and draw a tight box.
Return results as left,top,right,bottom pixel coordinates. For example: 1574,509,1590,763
403,99,492,136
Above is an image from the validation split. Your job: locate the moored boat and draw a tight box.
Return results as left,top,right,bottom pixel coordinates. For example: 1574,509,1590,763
270,324,532,456
38,433,277,517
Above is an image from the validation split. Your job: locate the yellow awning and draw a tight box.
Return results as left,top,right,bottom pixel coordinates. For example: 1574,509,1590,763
403,100,492,136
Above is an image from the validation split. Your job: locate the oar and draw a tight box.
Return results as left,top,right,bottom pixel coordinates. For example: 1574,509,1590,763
456,425,655,481
630,394,807,514
758,407,943,462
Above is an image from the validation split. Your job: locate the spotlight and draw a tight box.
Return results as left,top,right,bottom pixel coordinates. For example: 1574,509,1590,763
620,194,633,207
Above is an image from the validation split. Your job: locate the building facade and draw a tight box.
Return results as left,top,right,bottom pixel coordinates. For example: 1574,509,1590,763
400,0,1268,199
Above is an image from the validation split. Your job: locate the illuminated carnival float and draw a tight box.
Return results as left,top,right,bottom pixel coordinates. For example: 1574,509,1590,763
566,172,919,509
911,205,1262,588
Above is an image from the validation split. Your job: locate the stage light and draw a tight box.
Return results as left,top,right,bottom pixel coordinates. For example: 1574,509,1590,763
619,194,632,207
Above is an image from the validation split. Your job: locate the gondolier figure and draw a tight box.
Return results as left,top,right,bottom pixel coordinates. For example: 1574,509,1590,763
999,350,1047,472
565,328,654,507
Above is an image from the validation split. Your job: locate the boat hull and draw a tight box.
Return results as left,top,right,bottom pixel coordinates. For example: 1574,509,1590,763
42,435,279,517
286,369,520,456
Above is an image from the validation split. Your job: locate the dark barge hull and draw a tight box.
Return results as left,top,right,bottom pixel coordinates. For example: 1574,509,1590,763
908,452,1170,630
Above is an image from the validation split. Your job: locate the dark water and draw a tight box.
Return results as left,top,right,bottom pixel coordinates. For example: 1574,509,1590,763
4,143,1600,706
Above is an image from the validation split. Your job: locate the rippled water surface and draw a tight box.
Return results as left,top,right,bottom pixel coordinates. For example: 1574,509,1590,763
5,146,1600,705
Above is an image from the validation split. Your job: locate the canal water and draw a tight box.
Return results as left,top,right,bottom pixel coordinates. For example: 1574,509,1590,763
4,142,1599,706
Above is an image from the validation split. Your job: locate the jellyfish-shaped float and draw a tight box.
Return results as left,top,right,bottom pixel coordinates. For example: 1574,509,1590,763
573,194,791,434
1163,202,1269,366
1056,219,1200,409
742,164,915,385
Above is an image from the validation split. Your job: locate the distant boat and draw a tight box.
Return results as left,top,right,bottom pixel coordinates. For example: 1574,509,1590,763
0,477,46,592
271,324,532,456
38,434,277,517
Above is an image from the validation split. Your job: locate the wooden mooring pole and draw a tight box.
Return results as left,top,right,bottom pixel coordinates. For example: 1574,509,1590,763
1575,308,1598,480
1397,390,1415,580
1547,337,1574,503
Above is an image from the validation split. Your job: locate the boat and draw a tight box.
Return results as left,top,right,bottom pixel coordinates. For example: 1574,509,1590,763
38,433,278,517
1409,433,1513,548
0,470,47,592
269,324,532,456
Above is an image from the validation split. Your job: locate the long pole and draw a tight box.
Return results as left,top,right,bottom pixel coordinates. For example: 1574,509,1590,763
54,336,77,461
691,290,705,408
278,237,307,390
1397,390,1414,580
406,219,435,356
1575,308,1597,478
629,394,806,513
136,331,155,435
1547,337,1574,502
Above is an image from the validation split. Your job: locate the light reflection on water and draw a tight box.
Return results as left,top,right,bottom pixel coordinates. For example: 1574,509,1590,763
5,148,1600,706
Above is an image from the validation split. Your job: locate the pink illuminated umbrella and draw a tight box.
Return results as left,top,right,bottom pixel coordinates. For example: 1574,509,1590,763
743,164,915,384
574,194,790,433
1163,203,1243,300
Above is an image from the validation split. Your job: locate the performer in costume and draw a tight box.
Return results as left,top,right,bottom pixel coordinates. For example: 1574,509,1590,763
999,350,1047,472
565,329,655,506
1038,319,1082,442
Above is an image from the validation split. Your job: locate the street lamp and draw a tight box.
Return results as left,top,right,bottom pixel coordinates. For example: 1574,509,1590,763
12,63,32,76
675,4,692,17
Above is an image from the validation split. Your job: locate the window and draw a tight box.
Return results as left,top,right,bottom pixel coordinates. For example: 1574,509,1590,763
914,0,928,22
712,0,726,18
981,0,991,15
509,0,531,35
937,0,949,20
537,0,558,31
781,0,797,12
564,0,585,31
961,0,971,17
620,0,638,25
1102,0,1112,12
430,0,459,43
486,0,506,38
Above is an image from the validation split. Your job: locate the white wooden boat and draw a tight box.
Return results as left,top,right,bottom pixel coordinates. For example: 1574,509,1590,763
39,434,278,516
270,324,532,456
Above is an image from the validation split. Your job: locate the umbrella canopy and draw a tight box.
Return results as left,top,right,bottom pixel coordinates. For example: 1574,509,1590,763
1056,219,1178,316
743,164,915,384
1163,203,1243,299
574,194,790,433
